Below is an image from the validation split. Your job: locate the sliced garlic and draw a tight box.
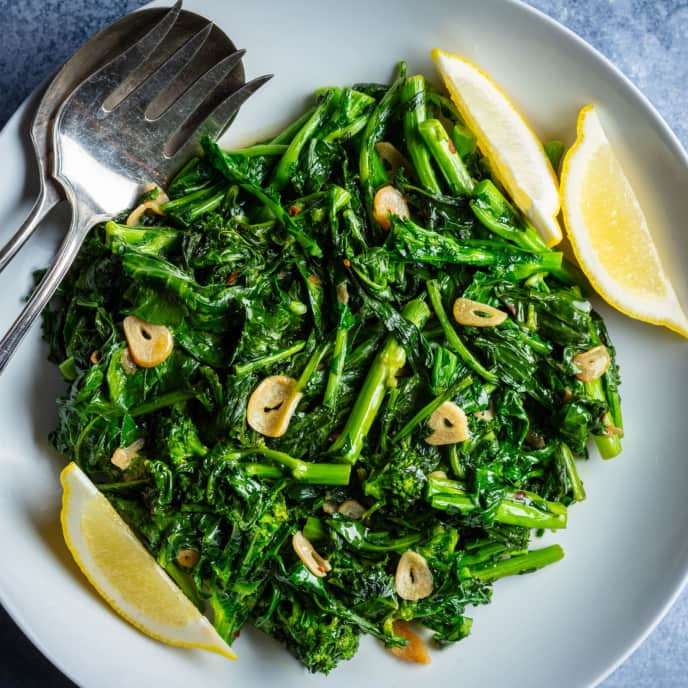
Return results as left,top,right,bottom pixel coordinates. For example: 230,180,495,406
292,531,331,578
375,142,410,177
125,183,170,226
123,315,173,368
111,438,145,471
390,620,431,665
246,375,303,438
373,185,410,231
572,345,610,382
395,551,433,601
425,401,469,446
453,298,507,327
176,549,200,569
337,500,366,520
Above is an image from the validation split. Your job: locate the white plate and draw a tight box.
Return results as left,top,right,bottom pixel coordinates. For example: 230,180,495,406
0,0,687,686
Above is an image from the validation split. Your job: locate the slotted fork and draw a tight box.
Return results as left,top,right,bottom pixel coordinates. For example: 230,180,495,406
0,1,271,373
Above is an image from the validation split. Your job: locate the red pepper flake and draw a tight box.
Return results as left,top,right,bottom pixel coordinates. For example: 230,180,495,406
506,303,516,317
317,566,325,574
288,205,300,216
514,490,526,500
343,258,351,268
448,139,457,154
234,631,241,638
90,350,101,365
226,270,240,285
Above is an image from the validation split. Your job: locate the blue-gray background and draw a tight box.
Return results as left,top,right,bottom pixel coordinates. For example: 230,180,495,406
0,0,686,685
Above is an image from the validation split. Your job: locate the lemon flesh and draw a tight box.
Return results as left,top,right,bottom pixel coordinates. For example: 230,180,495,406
432,48,562,247
61,462,236,659
561,105,688,337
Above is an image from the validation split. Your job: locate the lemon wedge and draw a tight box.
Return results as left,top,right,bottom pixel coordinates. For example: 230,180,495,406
560,105,688,338
60,462,236,659
432,48,562,246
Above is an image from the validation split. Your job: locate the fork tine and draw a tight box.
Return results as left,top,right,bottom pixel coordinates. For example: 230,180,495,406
115,22,214,116
89,1,183,109
168,74,272,160
153,48,246,127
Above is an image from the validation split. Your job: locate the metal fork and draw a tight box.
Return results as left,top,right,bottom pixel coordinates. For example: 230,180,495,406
0,2,271,373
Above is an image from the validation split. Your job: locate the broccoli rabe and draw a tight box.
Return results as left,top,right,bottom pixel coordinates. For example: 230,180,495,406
42,61,622,674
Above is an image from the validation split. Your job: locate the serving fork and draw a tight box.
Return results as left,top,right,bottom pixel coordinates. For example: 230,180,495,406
0,1,271,373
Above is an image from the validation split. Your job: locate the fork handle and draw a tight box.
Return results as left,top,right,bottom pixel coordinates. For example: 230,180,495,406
0,182,61,273
0,206,95,374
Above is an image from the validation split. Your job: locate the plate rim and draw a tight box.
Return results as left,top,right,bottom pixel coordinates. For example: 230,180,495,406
0,0,686,686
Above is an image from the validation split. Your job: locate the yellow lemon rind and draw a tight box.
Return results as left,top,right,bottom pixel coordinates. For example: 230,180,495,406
59,462,237,661
560,105,688,339
431,48,562,247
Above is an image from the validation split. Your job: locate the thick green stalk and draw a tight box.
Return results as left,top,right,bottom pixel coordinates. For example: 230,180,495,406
464,545,564,582
427,475,567,530
270,90,336,190
242,463,283,479
558,441,586,502
359,65,407,221
426,279,498,384
223,144,288,157
418,118,474,195
270,106,317,144
295,343,331,392
323,325,349,409
234,340,306,376
470,179,548,253
238,447,351,485
130,390,195,417
585,377,622,459
427,91,462,122
451,123,477,158
329,298,430,464
400,75,441,193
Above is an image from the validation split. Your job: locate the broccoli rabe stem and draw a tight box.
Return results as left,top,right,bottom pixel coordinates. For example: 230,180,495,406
330,298,430,464
223,144,288,157
323,324,349,409
426,279,498,384
130,390,195,417
400,76,442,194
427,474,567,529
238,448,351,485
234,340,306,376
585,377,622,459
450,123,477,157
463,544,564,582
270,89,336,191
470,180,548,253
557,441,586,502
427,91,463,123
418,118,474,195
360,63,407,223
269,106,317,144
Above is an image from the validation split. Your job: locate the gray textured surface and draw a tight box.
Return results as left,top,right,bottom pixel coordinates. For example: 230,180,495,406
0,0,686,686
